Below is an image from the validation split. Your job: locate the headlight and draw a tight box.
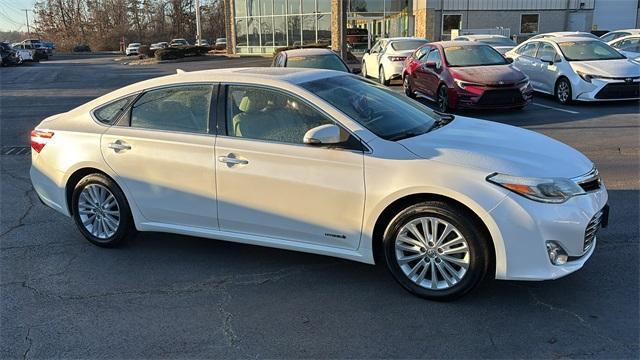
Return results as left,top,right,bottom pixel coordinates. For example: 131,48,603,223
487,173,585,203
454,78,483,89
576,70,605,83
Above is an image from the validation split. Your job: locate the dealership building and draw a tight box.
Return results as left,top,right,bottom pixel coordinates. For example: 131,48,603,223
223,0,640,55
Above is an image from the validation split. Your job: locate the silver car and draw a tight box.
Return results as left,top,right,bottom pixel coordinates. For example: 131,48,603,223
529,31,600,40
452,34,516,54
505,37,640,104
362,37,430,85
608,35,640,61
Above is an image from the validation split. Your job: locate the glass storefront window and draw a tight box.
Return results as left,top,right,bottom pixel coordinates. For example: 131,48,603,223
274,16,287,46
261,0,273,16
235,0,246,17
288,0,300,14
302,0,316,13
317,13,331,44
302,15,316,44
248,17,260,46
288,15,302,46
274,0,286,15
248,0,259,16
317,0,331,12
261,17,274,46
236,18,248,46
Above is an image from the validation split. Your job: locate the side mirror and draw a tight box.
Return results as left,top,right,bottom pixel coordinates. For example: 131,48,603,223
303,124,342,145
423,61,437,69
351,67,361,74
506,57,514,63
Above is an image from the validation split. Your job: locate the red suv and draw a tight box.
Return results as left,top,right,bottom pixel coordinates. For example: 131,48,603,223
402,41,533,112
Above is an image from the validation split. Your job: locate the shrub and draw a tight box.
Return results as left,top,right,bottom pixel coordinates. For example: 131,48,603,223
139,45,155,58
155,47,183,60
176,45,209,57
72,44,91,52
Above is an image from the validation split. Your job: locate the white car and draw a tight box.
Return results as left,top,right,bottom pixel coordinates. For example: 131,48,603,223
30,68,608,300
170,38,189,47
505,37,640,103
150,42,169,51
195,39,210,47
362,37,430,85
125,43,141,56
452,34,516,54
529,31,600,40
600,29,640,43
608,35,640,61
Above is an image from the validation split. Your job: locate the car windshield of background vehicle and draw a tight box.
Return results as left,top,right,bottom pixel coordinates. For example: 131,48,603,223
478,37,516,46
391,40,430,51
286,54,349,72
444,45,508,67
558,41,626,61
300,75,437,141
520,14,539,33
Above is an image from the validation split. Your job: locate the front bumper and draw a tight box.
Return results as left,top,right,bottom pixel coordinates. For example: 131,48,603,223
490,185,608,281
574,78,640,101
451,84,533,110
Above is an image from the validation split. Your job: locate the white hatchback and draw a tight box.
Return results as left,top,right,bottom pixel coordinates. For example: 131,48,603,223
30,68,608,300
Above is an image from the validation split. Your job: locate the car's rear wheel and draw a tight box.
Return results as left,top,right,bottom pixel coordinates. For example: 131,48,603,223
379,66,389,86
403,75,416,98
71,173,136,247
437,85,450,112
382,201,490,301
555,78,572,104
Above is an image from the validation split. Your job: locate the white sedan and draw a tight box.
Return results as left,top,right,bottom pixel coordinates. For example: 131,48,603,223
125,43,141,56
608,35,640,61
30,68,608,300
362,37,430,85
505,37,640,103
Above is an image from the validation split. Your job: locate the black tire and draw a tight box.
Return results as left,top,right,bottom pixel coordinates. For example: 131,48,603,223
379,66,390,86
362,61,368,78
71,173,136,248
437,85,450,112
382,201,491,301
403,75,416,99
555,77,572,104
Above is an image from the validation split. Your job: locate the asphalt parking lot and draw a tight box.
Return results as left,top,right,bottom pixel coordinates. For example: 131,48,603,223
1,55,638,359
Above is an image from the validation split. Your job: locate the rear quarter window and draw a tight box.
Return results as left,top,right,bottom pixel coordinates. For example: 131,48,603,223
93,95,136,125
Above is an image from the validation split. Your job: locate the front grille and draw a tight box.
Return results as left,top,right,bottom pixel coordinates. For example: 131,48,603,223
477,89,523,105
583,210,603,253
595,82,640,99
574,167,601,193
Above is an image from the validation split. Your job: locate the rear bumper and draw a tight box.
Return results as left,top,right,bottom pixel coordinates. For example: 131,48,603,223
30,153,70,217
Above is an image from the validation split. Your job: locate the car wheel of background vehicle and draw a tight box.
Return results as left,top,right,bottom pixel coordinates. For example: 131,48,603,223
404,75,416,99
71,173,136,248
555,78,572,104
437,85,450,112
379,66,390,86
362,61,368,78
382,201,491,301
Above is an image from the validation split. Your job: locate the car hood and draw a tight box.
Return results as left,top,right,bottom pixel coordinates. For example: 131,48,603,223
398,117,593,178
449,65,526,85
569,58,640,77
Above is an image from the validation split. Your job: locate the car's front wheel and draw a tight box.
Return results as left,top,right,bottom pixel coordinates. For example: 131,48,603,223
379,66,389,86
403,75,416,98
71,173,136,247
382,201,491,301
555,78,572,104
437,85,450,112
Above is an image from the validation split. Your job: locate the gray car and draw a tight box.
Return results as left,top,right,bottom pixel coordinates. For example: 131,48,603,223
505,37,640,104
452,35,516,54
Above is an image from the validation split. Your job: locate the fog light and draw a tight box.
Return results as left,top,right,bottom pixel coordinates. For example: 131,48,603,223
546,241,569,265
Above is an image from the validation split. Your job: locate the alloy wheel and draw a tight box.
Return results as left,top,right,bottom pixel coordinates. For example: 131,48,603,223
557,81,570,103
78,184,121,240
438,87,448,112
394,217,470,290
404,76,413,97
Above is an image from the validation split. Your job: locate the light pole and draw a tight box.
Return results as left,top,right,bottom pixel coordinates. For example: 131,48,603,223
195,0,202,45
21,9,31,37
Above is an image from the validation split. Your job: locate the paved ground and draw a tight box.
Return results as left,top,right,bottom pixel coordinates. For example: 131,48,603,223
1,55,638,359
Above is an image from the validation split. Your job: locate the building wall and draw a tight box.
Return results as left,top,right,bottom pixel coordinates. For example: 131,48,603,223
592,0,639,30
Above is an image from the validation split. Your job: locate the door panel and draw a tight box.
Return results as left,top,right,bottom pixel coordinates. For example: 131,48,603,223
102,128,217,228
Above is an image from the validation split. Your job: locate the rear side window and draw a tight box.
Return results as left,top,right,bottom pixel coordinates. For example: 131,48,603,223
93,95,136,125
130,85,213,134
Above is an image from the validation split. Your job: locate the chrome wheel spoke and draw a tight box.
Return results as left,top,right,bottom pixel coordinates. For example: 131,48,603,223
440,254,469,268
397,252,424,265
397,234,424,249
406,223,426,244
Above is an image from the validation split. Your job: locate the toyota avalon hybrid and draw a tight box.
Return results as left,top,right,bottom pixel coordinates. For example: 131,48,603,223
30,68,608,300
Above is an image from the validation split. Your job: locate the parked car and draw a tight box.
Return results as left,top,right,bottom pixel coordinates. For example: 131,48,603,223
29,68,608,300
170,38,189,47
214,38,227,50
41,41,55,56
600,29,640,43
362,37,430,85
608,35,640,61
150,42,169,51
73,44,91,52
1,42,20,66
529,31,600,40
195,39,210,47
125,43,141,56
11,43,43,61
403,42,533,112
452,34,516,54
505,37,640,104
272,48,357,73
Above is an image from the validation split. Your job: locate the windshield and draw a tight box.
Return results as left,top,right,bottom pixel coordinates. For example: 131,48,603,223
477,37,515,46
444,45,508,67
558,41,625,61
390,40,429,51
300,75,437,141
286,54,349,72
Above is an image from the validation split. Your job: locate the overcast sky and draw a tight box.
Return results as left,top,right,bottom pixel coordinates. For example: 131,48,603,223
0,0,36,32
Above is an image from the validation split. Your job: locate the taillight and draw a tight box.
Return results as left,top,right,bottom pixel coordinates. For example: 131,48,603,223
30,130,54,153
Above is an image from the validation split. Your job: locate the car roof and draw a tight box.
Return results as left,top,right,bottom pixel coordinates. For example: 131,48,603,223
604,29,640,34
460,34,508,39
431,41,486,48
380,37,428,42
282,48,335,56
541,36,601,43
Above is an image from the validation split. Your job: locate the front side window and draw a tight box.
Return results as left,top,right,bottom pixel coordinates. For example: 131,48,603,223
614,38,640,52
94,95,136,125
557,40,626,61
130,85,212,134
301,75,437,141
518,42,539,57
444,45,507,67
535,43,558,61
425,48,442,67
227,85,334,144
521,14,539,34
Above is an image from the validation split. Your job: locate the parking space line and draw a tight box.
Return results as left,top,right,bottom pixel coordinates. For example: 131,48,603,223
531,102,579,114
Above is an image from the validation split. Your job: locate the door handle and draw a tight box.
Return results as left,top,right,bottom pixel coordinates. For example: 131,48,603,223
108,141,131,151
218,153,248,166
